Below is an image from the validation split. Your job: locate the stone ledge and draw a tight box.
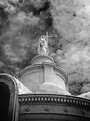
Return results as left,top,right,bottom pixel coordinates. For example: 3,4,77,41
18,94,90,108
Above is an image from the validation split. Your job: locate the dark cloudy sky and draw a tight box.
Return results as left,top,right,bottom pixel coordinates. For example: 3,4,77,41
0,0,90,95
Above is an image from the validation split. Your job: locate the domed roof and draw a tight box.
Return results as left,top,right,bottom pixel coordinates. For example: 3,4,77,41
20,33,70,95
20,54,70,95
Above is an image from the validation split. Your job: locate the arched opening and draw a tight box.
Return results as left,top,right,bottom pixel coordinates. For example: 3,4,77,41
0,82,10,121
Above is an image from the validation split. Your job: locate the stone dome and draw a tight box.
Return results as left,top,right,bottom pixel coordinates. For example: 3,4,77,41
20,54,70,95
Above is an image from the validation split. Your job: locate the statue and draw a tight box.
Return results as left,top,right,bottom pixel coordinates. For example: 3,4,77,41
38,32,52,55
38,35,48,55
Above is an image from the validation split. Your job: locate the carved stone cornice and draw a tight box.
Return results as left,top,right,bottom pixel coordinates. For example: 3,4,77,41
19,94,90,108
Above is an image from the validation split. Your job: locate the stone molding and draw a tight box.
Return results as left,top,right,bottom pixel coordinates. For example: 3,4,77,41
19,94,90,108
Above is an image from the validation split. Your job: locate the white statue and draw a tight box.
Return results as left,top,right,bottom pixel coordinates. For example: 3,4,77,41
38,32,53,55
38,34,48,55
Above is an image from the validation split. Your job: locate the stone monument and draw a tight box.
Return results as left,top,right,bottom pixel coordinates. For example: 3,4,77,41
0,33,90,121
